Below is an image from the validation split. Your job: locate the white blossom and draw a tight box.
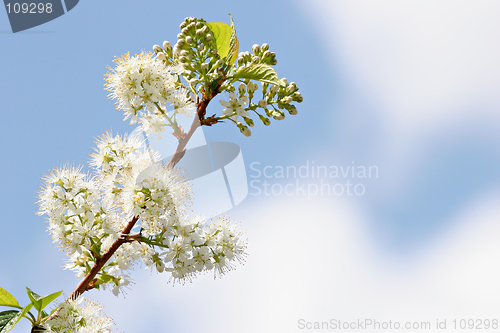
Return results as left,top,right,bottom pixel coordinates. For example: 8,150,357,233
219,92,249,121
42,297,116,333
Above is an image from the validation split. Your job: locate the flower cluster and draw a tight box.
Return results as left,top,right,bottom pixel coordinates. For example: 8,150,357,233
42,297,115,333
104,51,195,139
106,15,303,139
152,16,223,91
38,132,247,294
218,76,302,136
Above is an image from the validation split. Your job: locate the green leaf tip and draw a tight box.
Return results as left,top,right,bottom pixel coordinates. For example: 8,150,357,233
0,288,20,309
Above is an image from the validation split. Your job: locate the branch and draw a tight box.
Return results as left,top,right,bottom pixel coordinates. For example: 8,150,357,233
67,216,139,301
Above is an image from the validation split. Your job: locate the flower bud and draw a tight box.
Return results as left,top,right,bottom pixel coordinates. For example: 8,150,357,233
153,44,162,53
237,122,252,137
293,92,303,103
287,82,298,93
247,82,258,93
287,105,298,115
163,41,172,50
239,83,246,94
258,99,267,108
270,85,279,94
281,77,288,85
272,111,285,120
201,63,209,70
173,46,180,57
237,57,244,67
252,44,261,54
186,36,193,44
261,43,269,51
205,34,213,41
261,82,269,94
259,114,271,126
252,55,260,63
282,96,292,104
157,52,166,62
243,117,254,127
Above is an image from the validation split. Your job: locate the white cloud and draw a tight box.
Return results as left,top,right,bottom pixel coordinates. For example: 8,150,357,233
99,194,500,332
297,0,500,196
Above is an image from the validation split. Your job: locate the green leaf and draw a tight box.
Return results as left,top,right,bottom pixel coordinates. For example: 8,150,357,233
0,310,19,332
38,291,62,312
26,288,62,312
26,288,42,312
206,21,233,59
0,304,33,333
231,64,282,86
226,14,239,65
0,288,20,309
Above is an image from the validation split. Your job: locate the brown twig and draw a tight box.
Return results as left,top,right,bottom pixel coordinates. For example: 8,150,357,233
66,216,139,301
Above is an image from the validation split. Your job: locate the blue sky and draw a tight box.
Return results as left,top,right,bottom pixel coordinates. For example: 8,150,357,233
1,1,500,332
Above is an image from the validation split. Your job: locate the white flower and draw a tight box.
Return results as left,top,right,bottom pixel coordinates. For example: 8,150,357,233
219,92,249,121
42,297,116,333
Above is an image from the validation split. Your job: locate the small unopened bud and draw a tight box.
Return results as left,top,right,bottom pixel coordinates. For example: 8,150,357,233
252,44,261,54
273,111,285,120
243,117,254,127
281,77,288,86
287,82,298,93
262,82,269,94
261,43,269,51
288,105,298,115
173,46,180,57
252,55,260,63
163,41,172,50
270,85,279,93
157,52,166,62
293,92,303,103
205,34,213,41
258,99,267,108
259,114,271,126
186,36,193,43
177,33,184,39
237,57,244,66
237,122,251,137
201,63,209,70
239,83,246,94
248,82,258,93
282,96,293,104
153,45,162,53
